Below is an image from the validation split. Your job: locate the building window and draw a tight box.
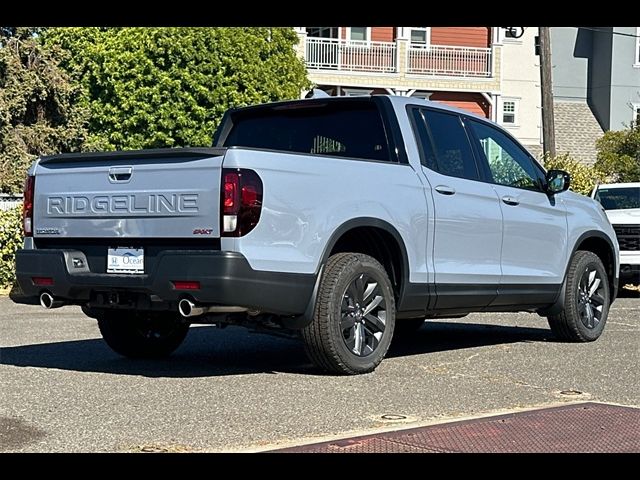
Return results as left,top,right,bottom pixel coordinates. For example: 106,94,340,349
502,99,518,125
410,27,430,47
348,27,369,42
306,27,339,39
636,27,640,65
633,104,640,125
342,88,373,97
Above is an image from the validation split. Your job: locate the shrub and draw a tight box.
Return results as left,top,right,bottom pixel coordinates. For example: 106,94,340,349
542,153,606,196
595,123,640,183
0,205,23,288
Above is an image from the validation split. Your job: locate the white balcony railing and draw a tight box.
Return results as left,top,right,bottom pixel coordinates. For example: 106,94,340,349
407,45,492,78
304,37,494,79
305,37,397,73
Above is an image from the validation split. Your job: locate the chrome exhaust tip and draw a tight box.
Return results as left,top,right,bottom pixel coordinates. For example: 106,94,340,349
178,299,248,318
40,292,64,309
178,298,205,318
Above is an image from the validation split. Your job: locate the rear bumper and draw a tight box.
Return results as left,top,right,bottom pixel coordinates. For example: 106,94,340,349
14,249,315,315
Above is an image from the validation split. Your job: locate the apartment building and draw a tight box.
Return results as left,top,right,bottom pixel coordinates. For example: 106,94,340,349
295,27,640,164
295,27,501,119
294,26,547,157
551,27,640,164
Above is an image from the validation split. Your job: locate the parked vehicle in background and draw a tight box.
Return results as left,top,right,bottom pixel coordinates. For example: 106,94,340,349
12,96,620,375
591,182,640,286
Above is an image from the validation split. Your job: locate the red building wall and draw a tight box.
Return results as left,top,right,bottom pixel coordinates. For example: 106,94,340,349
339,27,490,47
430,27,491,47
429,92,491,118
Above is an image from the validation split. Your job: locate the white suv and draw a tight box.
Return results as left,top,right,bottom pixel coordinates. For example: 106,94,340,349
592,182,640,286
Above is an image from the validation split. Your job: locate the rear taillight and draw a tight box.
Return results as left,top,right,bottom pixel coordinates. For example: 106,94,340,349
23,175,35,237
221,168,263,237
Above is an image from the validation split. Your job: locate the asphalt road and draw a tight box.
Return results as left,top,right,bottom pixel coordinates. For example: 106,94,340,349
1,293,638,452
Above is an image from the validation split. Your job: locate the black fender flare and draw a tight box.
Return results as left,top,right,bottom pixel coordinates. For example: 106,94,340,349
538,230,618,316
282,217,412,329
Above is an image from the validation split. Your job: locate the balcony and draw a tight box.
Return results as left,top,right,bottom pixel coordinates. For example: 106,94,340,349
305,37,397,73
407,45,492,77
304,37,493,79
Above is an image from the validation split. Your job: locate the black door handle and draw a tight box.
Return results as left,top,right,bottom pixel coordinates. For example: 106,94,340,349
435,185,456,196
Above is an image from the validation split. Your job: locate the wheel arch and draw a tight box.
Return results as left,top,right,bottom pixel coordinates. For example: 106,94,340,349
319,217,411,305
573,231,618,301
540,230,618,316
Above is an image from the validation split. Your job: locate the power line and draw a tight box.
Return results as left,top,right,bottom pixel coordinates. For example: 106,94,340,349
572,26,640,39
502,26,639,40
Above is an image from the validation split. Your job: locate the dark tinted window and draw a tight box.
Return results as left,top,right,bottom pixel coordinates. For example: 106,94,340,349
409,108,438,170
469,120,542,190
423,110,479,180
595,187,640,210
223,101,390,162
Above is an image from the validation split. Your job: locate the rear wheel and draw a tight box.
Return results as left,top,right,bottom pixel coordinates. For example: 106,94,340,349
547,250,610,342
97,310,189,358
302,253,396,375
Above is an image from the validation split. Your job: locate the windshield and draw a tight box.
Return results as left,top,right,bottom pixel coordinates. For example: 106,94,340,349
594,187,640,210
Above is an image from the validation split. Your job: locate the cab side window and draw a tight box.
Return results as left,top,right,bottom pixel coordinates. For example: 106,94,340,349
468,120,543,190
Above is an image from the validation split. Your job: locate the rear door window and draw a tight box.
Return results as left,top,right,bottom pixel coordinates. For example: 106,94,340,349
420,109,480,181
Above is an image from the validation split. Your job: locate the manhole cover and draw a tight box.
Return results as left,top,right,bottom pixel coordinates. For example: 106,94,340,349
381,414,407,421
560,390,583,396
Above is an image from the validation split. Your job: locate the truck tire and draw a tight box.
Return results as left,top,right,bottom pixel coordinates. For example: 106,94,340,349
302,253,396,375
547,250,610,342
97,310,189,358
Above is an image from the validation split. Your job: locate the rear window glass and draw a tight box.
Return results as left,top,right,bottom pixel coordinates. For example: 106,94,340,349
223,101,391,162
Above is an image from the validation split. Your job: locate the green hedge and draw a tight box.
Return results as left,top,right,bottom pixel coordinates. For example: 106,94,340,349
0,206,23,288
543,153,607,196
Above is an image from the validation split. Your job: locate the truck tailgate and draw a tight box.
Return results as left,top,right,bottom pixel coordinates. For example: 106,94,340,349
33,148,225,239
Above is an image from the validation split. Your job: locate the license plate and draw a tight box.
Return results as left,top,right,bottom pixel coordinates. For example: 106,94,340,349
107,247,144,274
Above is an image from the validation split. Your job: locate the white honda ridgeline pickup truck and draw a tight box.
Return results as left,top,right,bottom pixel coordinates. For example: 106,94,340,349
13,95,619,375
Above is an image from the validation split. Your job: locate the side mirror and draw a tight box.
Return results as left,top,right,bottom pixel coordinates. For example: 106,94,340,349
545,169,571,194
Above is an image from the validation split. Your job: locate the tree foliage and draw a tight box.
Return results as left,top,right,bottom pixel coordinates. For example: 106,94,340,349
543,153,606,196
0,206,22,288
44,27,309,151
595,123,640,182
0,27,88,193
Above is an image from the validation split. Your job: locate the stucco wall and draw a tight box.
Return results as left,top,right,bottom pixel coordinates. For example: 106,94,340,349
500,27,542,155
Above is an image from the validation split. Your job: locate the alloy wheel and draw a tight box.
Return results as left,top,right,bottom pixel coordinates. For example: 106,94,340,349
340,272,387,356
577,267,606,330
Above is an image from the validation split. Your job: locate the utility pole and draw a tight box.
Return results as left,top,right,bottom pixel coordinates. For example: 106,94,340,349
538,27,556,157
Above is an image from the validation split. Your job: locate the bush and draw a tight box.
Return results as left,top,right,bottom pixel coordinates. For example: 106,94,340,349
44,27,310,151
0,28,89,194
595,123,640,183
0,205,23,288
542,153,606,196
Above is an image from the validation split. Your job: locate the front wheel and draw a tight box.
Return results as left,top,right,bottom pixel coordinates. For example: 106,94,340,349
547,250,610,342
97,310,189,358
302,253,396,375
